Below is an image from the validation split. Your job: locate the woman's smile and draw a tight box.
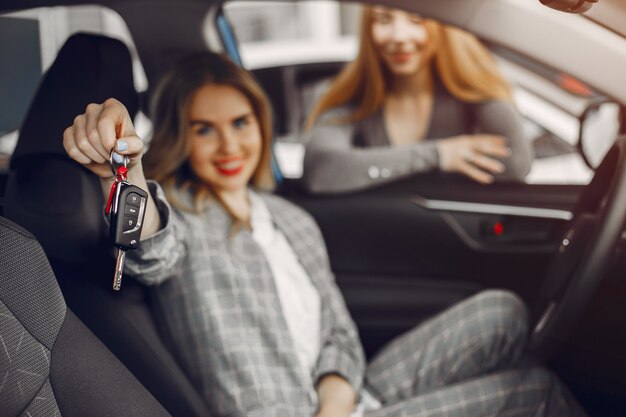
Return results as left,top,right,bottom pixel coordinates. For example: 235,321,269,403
387,52,414,64
214,157,245,176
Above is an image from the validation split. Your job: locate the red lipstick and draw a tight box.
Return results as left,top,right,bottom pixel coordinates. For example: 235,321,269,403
214,157,244,176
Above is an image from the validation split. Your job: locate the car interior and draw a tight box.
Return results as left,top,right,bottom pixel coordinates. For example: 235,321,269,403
1,0,626,416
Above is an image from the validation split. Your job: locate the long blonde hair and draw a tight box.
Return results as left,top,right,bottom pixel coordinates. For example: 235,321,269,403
143,52,274,217
306,6,513,129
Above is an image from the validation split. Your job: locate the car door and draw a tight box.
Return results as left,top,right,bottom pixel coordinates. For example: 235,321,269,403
282,175,582,355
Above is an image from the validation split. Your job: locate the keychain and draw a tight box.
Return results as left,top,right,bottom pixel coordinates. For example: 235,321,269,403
105,151,148,290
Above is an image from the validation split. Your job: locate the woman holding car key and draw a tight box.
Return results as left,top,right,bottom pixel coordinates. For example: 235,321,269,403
63,51,584,417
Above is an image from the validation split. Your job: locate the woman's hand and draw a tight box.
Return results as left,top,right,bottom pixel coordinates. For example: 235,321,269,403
63,98,161,239
315,374,356,417
436,134,511,184
63,98,144,180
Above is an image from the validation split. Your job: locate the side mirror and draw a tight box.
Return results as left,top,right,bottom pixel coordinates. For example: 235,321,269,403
579,100,622,169
539,0,599,14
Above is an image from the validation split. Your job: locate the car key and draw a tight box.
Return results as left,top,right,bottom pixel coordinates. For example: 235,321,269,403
106,152,148,291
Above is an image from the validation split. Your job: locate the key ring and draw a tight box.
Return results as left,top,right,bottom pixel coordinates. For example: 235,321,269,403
110,149,129,176
105,149,130,215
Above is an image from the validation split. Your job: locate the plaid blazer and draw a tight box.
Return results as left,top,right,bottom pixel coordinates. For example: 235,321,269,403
125,182,365,417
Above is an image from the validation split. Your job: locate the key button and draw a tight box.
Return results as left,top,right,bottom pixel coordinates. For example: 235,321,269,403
125,205,139,216
126,193,142,207
123,215,138,231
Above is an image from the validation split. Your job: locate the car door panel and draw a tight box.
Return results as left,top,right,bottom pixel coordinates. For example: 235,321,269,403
284,176,583,355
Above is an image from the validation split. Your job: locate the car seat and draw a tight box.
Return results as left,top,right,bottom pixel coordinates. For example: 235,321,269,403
0,216,170,417
4,33,209,417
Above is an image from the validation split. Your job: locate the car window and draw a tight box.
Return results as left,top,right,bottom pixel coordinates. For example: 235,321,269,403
224,1,360,67
489,44,599,185
222,0,620,185
0,5,148,174
223,1,360,180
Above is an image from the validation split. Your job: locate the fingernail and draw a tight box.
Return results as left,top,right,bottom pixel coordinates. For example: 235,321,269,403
116,140,128,151
112,152,124,164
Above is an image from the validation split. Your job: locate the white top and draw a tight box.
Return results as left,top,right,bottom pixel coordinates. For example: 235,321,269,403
249,192,381,416
250,192,322,377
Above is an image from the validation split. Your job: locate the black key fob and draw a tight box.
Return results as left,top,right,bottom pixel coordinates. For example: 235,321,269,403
109,180,148,251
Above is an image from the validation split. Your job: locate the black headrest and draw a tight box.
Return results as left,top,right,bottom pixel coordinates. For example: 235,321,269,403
11,32,139,166
5,33,138,262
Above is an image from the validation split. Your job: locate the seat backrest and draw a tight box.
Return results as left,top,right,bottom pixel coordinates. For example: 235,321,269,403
0,216,170,417
3,33,210,417
6,32,138,262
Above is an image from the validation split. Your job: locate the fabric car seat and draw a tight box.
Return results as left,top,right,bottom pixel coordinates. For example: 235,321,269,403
4,33,209,417
0,216,170,416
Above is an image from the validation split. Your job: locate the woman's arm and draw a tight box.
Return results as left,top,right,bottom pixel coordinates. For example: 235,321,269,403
303,118,439,194
302,106,518,193
312,266,366,393
473,100,534,181
294,205,365,399
122,181,188,286
63,99,185,285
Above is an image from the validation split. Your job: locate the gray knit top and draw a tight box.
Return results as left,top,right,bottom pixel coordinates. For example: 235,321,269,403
302,81,533,193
